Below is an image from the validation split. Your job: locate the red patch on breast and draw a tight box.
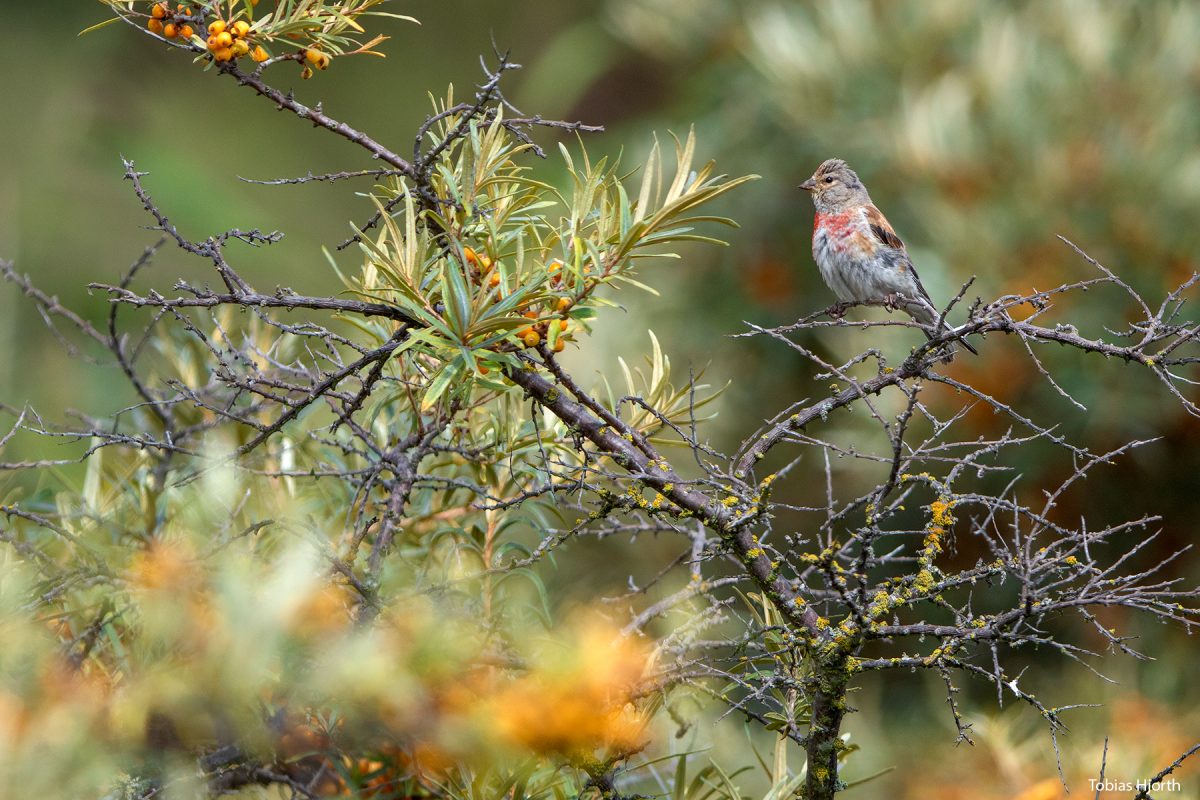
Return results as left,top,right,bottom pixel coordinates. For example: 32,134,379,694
814,210,855,242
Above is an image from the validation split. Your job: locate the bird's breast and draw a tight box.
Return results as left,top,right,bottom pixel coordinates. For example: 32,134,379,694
813,210,857,245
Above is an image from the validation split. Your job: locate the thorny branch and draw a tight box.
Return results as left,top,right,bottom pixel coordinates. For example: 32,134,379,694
1132,742,1200,799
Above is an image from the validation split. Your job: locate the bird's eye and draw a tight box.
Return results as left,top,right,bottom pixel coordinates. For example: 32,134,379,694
823,176,835,184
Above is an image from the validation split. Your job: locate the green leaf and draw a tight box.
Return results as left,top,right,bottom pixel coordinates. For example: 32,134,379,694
441,259,473,340
611,274,662,296
78,16,120,36
421,357,463,411
672,752,689,800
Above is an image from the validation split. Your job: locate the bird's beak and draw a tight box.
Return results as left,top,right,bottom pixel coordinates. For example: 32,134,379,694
798,178,817,192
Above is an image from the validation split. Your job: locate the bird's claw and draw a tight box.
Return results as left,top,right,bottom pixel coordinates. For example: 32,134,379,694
826,302,850,320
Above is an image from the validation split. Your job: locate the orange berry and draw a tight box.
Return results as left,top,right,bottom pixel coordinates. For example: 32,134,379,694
463,246,479,265
556,297,573,312
147,17,164,33
151,3,167,19
305,48,323,64
478,365,490,375
206,33,220,49
558,319,569,332
480,254,493,271
488,273,501,288
522,310,538,319
216,31,233,47
553,340,566,353
232,20,250,38
207,19,226,35
522,331,541,348
548,259,562,272
179,24,194,38
163,22,177,37
300,65,314,80
231,39,250,56
251,44,269,62
213,46,234,62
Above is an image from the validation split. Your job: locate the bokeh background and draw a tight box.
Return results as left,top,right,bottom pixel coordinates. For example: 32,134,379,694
3,2,1200,797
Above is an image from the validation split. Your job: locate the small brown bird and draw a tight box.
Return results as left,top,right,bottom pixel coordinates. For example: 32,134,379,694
799,158,977,354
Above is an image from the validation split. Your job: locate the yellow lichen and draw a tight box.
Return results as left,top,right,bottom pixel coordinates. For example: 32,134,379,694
929,496,955,528
913,569,935,595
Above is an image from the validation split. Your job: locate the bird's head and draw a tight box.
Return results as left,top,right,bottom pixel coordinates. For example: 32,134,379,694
799,158,869,213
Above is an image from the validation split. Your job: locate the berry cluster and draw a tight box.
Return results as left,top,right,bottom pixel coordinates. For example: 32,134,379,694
205,18,268,64
146,3,195,41
302,47,331,79
463,246,501,289
462,248,576,352
516,306,572,352
145,3,269,64
142,2,343,78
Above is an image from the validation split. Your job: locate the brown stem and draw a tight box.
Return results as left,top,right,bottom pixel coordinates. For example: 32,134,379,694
504,364,826,637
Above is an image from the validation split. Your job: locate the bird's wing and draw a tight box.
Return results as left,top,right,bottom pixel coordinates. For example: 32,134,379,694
864,204,906,252
864,206,978,354
864,205,936,304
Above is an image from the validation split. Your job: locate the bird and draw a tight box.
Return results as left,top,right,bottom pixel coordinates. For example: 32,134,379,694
798,158,977,355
